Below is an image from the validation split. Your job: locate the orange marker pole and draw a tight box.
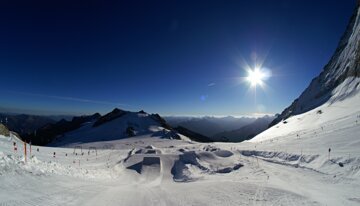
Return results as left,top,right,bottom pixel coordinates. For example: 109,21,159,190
24,142,27,162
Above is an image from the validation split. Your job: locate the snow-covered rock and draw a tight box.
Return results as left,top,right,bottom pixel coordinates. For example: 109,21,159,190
270,5,360,126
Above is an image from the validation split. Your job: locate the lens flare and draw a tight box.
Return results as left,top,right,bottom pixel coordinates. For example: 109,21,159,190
246,67,265,87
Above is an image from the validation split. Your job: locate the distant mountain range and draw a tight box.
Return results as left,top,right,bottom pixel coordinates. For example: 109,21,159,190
165,115,275,142
164,116,256,137
212,115,275,142
174,126,213,143
0,113,64,136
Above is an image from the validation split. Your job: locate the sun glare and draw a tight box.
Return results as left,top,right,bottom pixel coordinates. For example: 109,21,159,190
246,67,265,87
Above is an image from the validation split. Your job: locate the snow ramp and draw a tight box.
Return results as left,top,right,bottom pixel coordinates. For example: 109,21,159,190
141,157,161,182
126,156,162,183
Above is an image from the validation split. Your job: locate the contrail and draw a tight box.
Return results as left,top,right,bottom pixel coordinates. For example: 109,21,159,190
207,82,216,87
5,90,131,107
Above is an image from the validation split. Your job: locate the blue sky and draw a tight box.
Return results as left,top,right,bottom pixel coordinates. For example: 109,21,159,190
0,0,356,116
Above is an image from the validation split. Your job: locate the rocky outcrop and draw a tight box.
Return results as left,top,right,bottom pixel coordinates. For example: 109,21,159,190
149,113,172,130
93,108,127,127
0,124,10,136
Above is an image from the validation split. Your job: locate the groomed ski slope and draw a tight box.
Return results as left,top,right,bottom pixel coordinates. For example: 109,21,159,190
1,83,360,206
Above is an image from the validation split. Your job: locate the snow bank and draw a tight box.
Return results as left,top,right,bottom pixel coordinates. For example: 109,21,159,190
0,151,113,179
240,150,360,180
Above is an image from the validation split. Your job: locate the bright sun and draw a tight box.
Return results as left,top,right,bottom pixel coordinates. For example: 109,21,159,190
246,67,265,87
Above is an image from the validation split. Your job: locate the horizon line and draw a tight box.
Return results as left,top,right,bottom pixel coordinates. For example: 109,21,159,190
0,106,275,118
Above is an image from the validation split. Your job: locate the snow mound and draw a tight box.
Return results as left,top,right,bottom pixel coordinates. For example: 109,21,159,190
144,145,155,149
214,150,233,157
171,151,243,182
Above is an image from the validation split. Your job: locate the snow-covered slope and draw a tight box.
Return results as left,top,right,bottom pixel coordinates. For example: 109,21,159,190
250,79,360,153
270,4,360,127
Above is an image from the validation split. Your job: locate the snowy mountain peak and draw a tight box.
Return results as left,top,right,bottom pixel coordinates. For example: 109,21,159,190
270,4,360,126
93,108,127,127
46,108,181,146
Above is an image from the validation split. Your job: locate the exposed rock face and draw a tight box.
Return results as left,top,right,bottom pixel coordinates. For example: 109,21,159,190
93,108,126,127
270,4,360,126
93,108,171,130
0,124,10,136
149,113,172,130
126,126,135,137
